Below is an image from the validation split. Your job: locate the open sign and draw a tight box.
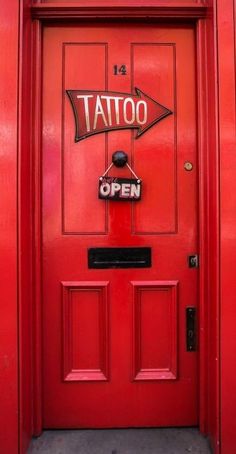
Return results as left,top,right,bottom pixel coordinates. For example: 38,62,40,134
99,176,142,201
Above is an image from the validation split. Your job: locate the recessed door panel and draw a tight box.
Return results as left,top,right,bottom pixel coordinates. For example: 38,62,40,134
63,43,108,234
42,24,198,428
132,43,176,234
132,281,178,381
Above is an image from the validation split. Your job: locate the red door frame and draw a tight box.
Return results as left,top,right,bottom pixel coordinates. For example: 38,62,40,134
4,1,234,453
0,2,20,453
30,0,219,447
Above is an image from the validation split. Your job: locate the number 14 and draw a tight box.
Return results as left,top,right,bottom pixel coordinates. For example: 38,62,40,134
113,65,127,75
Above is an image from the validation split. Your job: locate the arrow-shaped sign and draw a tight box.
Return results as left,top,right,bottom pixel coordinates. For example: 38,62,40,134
67,88,172,142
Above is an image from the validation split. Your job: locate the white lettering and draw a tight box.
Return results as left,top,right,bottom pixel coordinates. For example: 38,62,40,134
93,96,108,130
113,97,124,125
100,183,110,196
121,183,131,197
77,94,93,132
130,184,141,198
123,98,135,125
110,182,121,196
100,96,112,126
77,93,148,134
101,96,123,126
136,100,147,125
99,180,141,199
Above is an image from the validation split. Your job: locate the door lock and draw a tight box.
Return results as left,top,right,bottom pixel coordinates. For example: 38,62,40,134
186,307,197,351
188,254,199,268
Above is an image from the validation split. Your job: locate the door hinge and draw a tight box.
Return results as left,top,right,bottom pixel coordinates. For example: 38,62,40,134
186,307,197,351
188,254,199,268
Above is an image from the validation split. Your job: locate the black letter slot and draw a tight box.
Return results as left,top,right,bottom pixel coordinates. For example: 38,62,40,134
88,247,151,269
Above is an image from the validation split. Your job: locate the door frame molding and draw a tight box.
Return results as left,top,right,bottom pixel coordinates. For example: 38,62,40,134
31,4,220,451
31,3,207,19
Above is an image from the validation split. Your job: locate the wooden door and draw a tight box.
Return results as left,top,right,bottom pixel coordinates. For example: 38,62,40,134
42,23,198,428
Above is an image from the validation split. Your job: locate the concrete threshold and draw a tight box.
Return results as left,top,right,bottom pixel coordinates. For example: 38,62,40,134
28,428,212,454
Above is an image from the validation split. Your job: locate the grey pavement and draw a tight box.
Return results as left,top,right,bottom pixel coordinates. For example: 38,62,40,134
28,428,212,454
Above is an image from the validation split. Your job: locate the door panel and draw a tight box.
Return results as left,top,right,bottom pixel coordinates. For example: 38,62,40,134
132,43,176,234
132,281,178,381
42,24,198,428
62,281,109,382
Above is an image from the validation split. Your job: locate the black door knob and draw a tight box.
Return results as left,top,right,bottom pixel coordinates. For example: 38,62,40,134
112,151,128,168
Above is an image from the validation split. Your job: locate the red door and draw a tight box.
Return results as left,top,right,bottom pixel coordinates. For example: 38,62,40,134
42,24,198,428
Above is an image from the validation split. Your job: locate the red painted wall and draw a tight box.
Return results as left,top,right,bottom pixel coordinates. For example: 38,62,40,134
216,0,236,452
0,1,20,452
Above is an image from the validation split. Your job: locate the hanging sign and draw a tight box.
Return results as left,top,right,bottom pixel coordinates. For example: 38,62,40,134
99,176,141,201
98,152,142,202
67,88,172,142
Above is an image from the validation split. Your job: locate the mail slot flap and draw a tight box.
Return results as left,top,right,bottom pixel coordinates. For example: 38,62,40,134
88,247,151,269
